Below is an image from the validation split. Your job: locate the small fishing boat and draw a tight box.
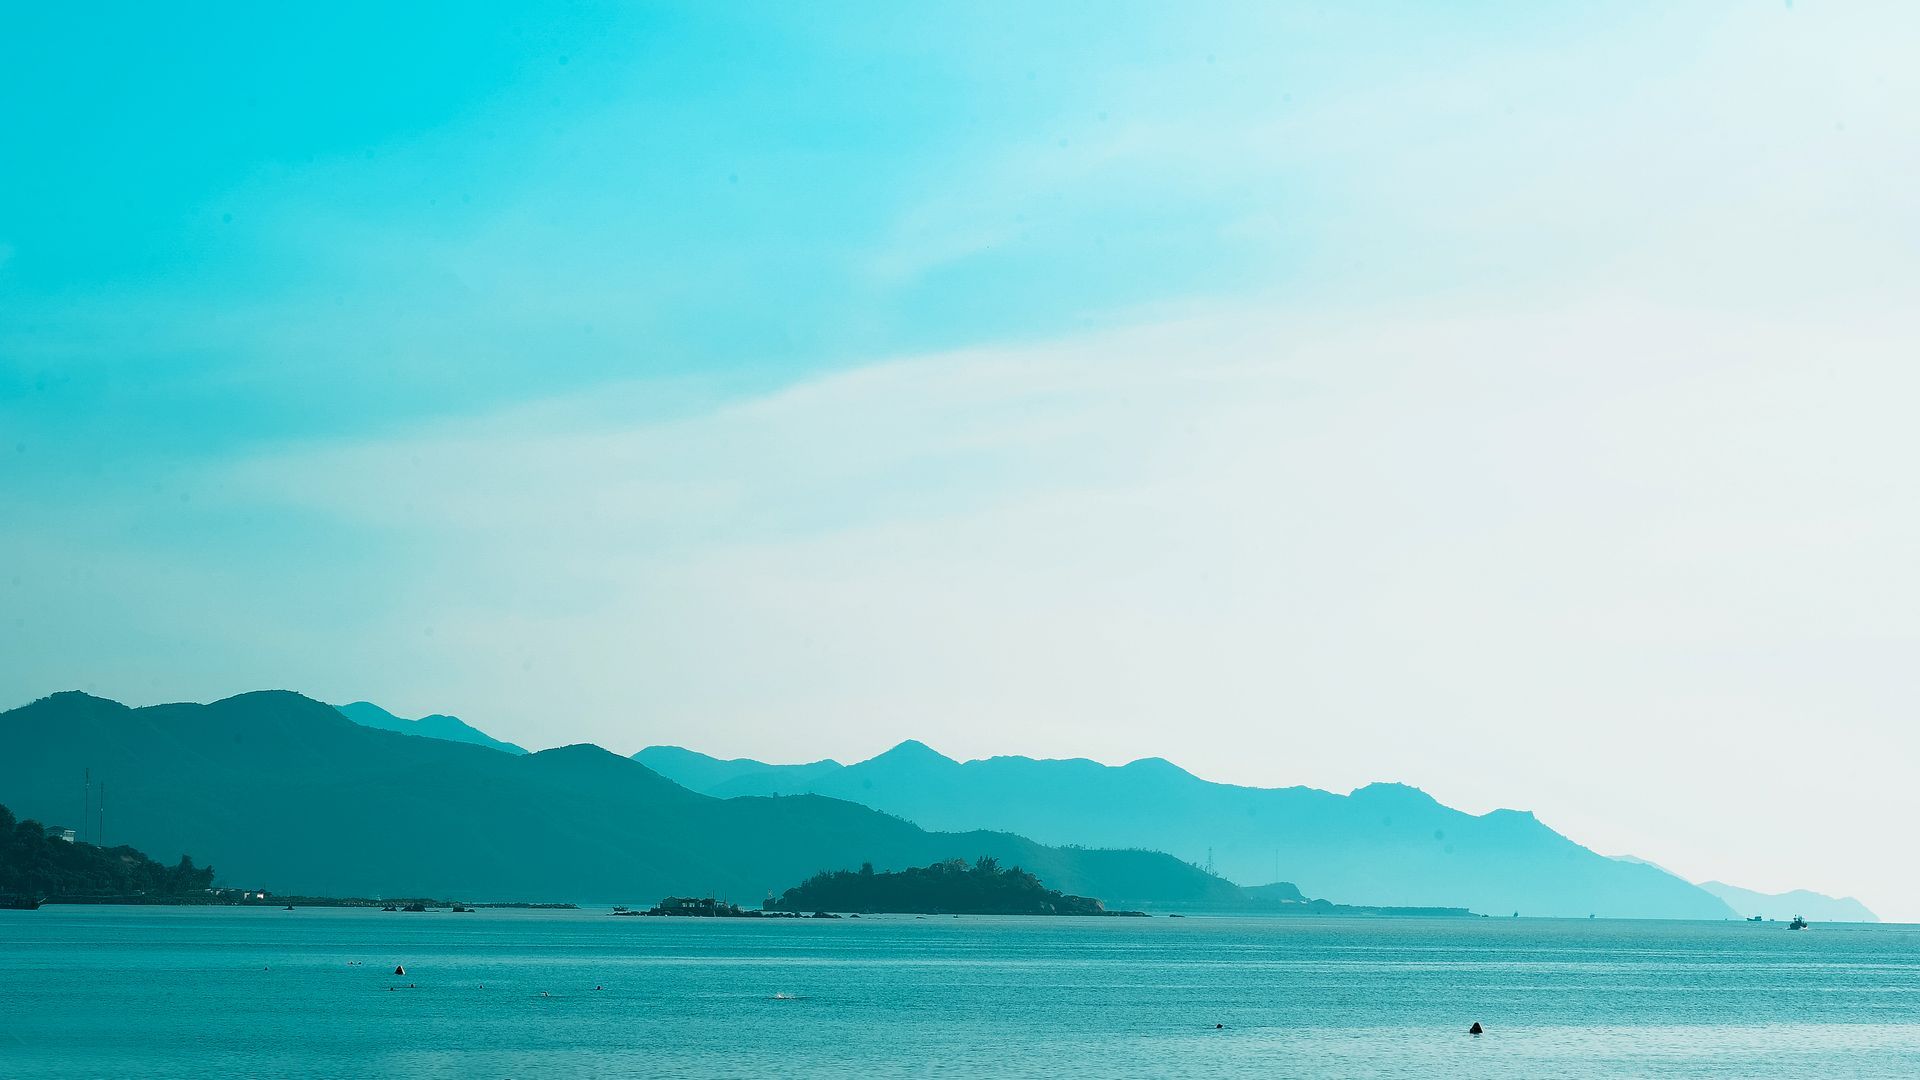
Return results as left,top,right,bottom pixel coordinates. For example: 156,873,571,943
402,902,428,913
1747,915,1763,922
1788,915,1809,930
1,895,45,911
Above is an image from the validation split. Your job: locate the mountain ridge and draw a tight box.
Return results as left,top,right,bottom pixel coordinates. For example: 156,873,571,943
0,692,1269,911
334,700,527,755
636,740,1740,920
1697,880,1878,923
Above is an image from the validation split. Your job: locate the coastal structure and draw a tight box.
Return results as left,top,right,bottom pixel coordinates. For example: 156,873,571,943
650,896,745,917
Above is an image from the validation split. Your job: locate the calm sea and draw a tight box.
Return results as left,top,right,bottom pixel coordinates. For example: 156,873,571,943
2,907,1916,1078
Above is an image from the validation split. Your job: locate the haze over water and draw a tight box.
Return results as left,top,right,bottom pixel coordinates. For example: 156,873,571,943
6,907,1918,1078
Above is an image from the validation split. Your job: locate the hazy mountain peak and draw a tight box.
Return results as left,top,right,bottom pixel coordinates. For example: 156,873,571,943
1121,756,1197,779
1348,781,1440,806
335,701,527,755
31,690,130,713
215,689,331,710
635,746,846,795
869,739,954,765
527,742,668,782
1481,807,1543,826
1696,880,1878,923
42,689,122,705
532,742,615,758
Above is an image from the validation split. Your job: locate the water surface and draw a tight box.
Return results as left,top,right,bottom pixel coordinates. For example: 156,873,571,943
3,907,1916,1077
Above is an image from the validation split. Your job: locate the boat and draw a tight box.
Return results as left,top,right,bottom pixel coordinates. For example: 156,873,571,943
401,902,428,913
1747,915,1763,922
1788,914,1809,930
1,895,45,911
451,905,474,913
382,905,397,912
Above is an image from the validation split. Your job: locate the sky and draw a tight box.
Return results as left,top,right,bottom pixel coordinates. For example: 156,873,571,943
4,2,1918,917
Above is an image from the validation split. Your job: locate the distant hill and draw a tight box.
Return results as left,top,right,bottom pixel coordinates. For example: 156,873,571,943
1697,880,1878,923
0,692,1252,910
641,742,1737,920
335,701,527,755
633,745,841,793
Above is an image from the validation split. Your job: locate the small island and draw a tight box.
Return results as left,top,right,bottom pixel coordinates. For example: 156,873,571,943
767,857,1142,916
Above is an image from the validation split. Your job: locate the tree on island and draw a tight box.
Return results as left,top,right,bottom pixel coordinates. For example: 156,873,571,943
0,802,215,899
768,856,1112,915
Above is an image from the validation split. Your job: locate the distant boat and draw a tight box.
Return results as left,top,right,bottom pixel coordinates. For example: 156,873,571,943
451,905,474,913
1,895,45,911
1788,914,1809,930
1747,915,1763,922
382,905,397,912
402,902,428,913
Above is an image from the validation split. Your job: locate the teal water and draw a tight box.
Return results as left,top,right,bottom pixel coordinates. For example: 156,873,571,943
2,908,1917,1077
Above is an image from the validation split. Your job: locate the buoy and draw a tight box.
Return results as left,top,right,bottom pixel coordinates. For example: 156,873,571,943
394,965,406,976
1469,1022,1484,1035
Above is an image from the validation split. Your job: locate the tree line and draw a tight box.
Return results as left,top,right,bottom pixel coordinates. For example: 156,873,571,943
0,802,215,899
770,856,1107,915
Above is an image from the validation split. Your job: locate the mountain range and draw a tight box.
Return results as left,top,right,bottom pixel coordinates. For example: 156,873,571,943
3,690,1870,920
0,692,1273,909
334,701,527,755
1695,880,1877,923
633,741,1769,920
